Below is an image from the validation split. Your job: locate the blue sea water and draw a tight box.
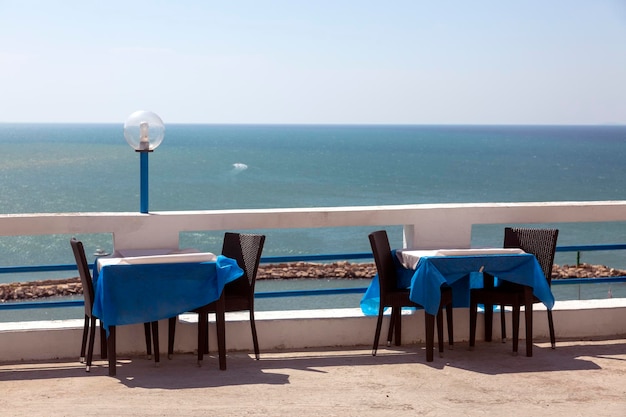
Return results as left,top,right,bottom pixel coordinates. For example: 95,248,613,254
2,123,626,265
1,123,626,320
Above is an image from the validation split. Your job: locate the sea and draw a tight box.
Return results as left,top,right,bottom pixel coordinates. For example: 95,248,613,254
1,123,626,320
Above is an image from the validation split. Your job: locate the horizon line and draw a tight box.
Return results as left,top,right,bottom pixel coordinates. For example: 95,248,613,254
0,122,625,127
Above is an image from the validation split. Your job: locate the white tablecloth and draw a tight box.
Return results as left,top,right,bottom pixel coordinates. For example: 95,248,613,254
97,249,216,271
396,248,525,269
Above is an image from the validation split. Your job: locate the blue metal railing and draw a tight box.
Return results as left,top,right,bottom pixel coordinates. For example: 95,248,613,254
556,243,626,252
551,277,626,286
1,245,626,312
0,300,85,310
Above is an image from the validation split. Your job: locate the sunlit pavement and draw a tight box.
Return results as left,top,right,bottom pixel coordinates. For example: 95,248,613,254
1,338,626,416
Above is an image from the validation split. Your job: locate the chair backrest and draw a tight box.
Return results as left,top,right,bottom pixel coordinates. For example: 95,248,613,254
368,230,399,298
504,227,559,285
70,238,95,316
221,232,266,297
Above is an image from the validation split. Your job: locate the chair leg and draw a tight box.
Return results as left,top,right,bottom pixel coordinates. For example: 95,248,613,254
547,309,556,349
215,297,227,371
144,322,152,359
511,303,520,355
469,299,477,349
86,316,96,372
500,304,507,343
445,303,454,348
168,317,176,359
204,318,209,354
249,310,260,360
394,309,402,346
524,291,533,357
80,315,89,363
151,321,160,365
386,308,396,347
372,308,385,356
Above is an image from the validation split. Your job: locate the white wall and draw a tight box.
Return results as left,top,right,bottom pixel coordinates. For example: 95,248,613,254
1,301,625,362
2,201,626,251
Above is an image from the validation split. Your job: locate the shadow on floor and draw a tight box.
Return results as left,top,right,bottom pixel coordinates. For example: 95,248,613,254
1,339,624,390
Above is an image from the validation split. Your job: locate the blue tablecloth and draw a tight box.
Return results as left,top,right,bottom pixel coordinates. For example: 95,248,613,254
92,255,243,334
361,251,554,316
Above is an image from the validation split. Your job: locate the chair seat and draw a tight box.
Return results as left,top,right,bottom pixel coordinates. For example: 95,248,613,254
472,285,544,304
368,230,454,361
382,289,418,307
209,296,251,312
469,227,559,354
470,286,524,304
169,232,265,362
71,238,155,373
384,285,453,309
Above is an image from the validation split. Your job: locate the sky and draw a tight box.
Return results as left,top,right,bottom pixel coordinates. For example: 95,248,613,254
0,0,625,125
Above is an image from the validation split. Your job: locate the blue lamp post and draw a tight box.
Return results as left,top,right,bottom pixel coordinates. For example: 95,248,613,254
123,111,165,213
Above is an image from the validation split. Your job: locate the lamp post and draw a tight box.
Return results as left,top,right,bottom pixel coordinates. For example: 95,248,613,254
123,111,165,213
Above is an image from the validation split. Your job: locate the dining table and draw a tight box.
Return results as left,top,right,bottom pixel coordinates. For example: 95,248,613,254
93,248,244,376
361,248,555,359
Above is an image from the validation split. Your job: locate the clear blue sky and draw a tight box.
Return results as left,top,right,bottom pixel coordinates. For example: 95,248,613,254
1,1,625,124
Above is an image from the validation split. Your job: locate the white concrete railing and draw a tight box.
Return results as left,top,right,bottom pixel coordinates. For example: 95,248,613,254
3,201,626,251
1,201,626,362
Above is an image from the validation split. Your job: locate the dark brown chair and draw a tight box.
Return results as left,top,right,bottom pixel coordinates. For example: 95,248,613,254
168,232,266,360
70,238,106,371
70,238,158,372
369,230,453,361
469,227,559,354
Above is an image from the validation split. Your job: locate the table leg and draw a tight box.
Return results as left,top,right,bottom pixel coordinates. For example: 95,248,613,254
425,313,435,362
512,303,520,354
484,303,494,342
216,293,227,370
144,322,152,359
168,317,176,359
108,326,116,377
436,309,444,355
151,321,160,365
483,273,495,342
524,287,533,357
197,309,206,365
99,325,107,360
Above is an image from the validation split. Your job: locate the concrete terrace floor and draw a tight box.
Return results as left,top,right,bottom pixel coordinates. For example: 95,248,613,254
1,338,626,417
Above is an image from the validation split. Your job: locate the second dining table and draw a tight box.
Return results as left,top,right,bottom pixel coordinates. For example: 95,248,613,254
93,249,244,376
361,248,555,359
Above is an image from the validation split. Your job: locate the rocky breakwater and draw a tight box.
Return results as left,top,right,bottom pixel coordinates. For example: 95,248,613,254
1,261,624,302
552,263,626,279
0,278,83,302
257,261,378,279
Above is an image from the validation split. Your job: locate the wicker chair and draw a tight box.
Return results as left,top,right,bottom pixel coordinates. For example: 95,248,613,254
469,227,559,354
70,238,157,371
369,230,453,361
168,232,265,360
